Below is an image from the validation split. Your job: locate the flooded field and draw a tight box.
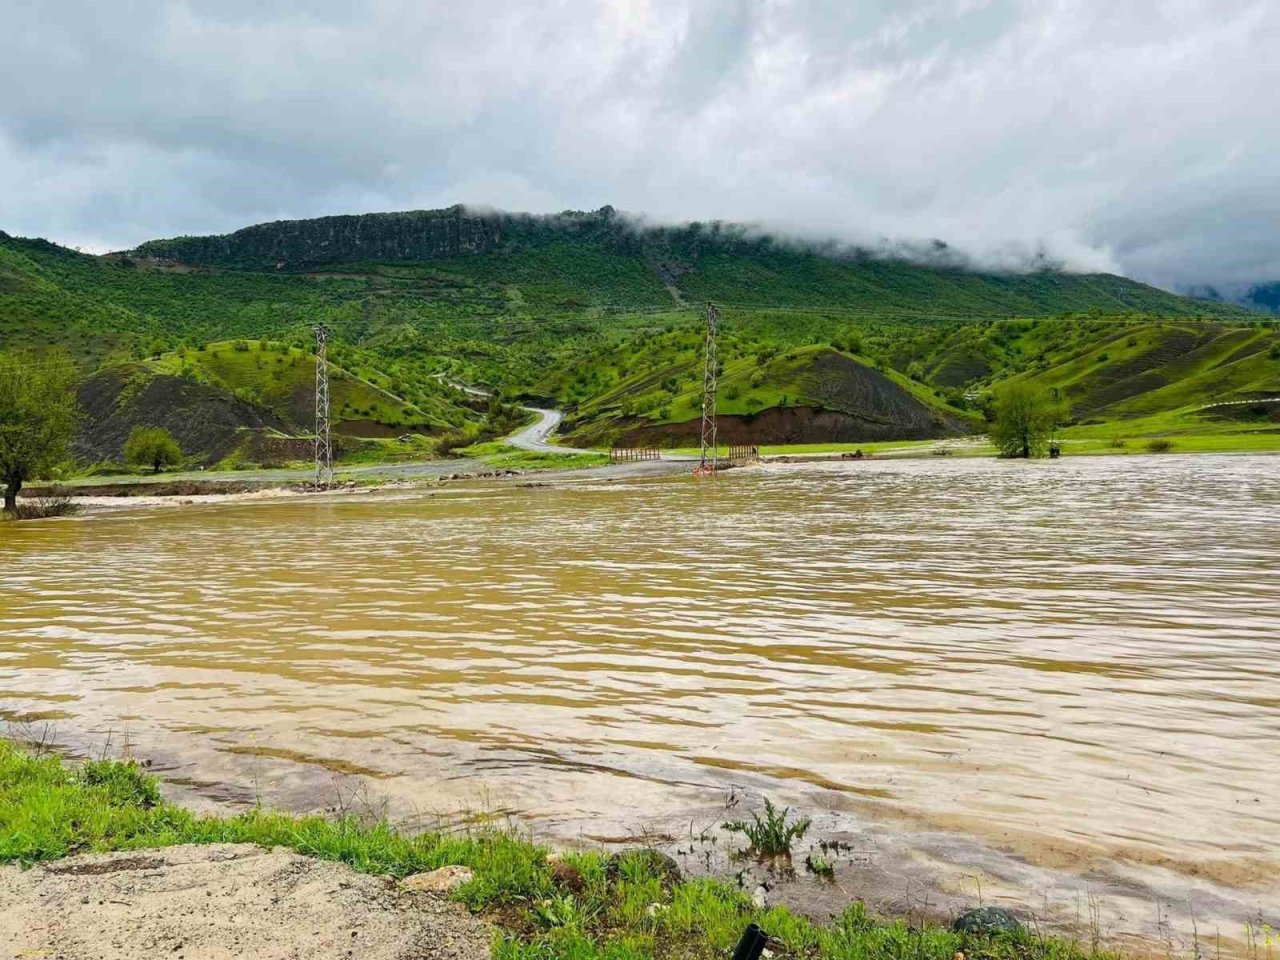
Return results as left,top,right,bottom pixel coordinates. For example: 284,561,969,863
2,455,1278,950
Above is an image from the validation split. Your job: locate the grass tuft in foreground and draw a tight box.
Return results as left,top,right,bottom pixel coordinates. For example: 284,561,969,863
0,740,1118,960
724,797,811,859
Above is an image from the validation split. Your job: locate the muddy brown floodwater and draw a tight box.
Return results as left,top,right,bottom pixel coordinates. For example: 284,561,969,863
2,455,1278,953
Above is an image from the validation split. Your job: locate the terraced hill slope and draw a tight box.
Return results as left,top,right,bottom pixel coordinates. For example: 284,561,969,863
1001,321,1280,435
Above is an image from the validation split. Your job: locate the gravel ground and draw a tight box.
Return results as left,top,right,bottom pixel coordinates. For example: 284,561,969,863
0,843,491,960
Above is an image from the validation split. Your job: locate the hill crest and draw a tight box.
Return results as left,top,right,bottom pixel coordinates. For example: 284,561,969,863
119,205,1251,321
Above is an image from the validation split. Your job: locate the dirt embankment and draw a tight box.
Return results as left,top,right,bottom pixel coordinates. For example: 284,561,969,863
0,843,491,960
26,478,294,498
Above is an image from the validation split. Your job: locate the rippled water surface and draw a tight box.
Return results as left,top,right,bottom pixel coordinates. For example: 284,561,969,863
2,455,1278,937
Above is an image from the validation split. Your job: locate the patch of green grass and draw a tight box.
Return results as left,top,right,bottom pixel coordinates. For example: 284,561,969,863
460,442,609,471
0,741,1122,960
0,740,549,906
804,853,835,878
1061,412,1280,455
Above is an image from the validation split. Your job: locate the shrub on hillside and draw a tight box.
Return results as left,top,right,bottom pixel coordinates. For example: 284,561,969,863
124,426,183,474
434,429,473,458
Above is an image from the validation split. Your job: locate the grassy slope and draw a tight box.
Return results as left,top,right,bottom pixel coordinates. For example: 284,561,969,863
991,320,1280,447
676,248,1233,317
146,340,452,432
458,441,609,469
0,740,1111,960
0,242,159,369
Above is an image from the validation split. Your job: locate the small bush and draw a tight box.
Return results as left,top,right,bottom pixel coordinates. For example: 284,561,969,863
435,429,473,458
79,759,161,808
1108,437,1127,449
804,853,835,878
1146,438,1174,453
6,494,79,520
723,798,810,859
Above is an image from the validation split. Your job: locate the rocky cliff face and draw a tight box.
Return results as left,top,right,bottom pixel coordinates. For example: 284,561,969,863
132,206,506,269
127,205,775,271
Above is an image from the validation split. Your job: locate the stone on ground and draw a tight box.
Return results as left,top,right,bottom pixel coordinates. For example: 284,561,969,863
952,905,1023,935
401,865,475,894
0,843,490,960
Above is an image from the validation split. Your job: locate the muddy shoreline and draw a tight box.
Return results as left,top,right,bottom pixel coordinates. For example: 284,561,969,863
10,722,1271,960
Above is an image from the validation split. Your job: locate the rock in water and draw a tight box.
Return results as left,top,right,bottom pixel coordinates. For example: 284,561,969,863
952,906,1023,935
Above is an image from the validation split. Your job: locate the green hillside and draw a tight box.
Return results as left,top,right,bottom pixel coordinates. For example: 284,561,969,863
145,339,456,435
127,207,1241,319
2,207,1276,469
70,340,489,470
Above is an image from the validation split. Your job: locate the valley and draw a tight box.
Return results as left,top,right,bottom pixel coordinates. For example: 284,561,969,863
3,206,1277,484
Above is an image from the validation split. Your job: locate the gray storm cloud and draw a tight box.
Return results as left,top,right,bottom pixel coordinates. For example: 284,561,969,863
1,0,1277,292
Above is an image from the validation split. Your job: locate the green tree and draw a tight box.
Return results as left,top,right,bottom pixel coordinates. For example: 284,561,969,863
0,351,79,514
124,426,183,474
990,381,1060,458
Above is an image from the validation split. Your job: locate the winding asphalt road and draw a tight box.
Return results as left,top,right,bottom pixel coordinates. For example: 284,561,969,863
507,408,598,454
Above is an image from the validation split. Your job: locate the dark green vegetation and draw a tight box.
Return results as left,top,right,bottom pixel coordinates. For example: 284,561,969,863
123,425,182,474
991,383,1061,459
0,350,79,512
2,206,1277,476
1,739,1115,960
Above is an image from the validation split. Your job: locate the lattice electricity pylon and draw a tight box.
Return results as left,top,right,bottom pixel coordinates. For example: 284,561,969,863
696,303,720,475
313,324,333,489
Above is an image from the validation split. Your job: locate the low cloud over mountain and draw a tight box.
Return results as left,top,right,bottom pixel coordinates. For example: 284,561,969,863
2,1,1278,292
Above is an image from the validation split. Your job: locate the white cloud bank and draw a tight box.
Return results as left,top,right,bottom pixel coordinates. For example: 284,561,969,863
2,0,1278,291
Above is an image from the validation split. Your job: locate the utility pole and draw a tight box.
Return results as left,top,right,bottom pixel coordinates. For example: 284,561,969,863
313,324,333,489
696,303,720,476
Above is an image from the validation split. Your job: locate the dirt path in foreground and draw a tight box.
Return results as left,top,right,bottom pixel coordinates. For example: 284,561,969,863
0,843,490,960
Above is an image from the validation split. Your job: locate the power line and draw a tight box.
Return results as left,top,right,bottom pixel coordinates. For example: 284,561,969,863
313,325,333,490
696,303,719,477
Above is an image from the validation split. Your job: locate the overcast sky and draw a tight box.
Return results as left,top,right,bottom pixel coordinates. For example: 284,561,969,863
2,1,1277,293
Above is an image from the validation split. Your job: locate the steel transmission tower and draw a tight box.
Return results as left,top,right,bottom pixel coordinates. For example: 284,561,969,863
313,324,333,489
697,303,720,475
